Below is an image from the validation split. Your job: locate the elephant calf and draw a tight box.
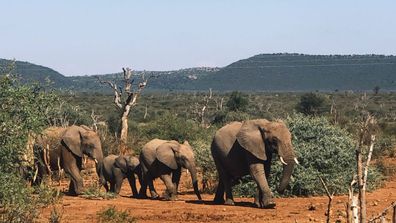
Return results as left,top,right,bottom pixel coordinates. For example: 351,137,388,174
100,154,142,196
139,139,201,201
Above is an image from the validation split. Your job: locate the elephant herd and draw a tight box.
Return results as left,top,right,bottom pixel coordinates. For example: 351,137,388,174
32,119,298,209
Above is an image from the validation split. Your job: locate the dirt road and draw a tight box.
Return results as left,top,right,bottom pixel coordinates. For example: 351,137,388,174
38,169,396,223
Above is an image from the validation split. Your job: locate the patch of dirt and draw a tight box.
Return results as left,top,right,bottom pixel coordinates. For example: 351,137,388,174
38,160,396,223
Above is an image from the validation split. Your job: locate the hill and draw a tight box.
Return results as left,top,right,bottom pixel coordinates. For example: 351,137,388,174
190,54,396,91
1,54,396,92
0,59,72,88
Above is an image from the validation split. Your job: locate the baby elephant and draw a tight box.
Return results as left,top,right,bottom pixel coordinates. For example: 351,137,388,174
100,154,142,196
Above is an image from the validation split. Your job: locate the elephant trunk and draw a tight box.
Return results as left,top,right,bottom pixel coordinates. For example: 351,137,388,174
277,145,296,194
187,164,202,200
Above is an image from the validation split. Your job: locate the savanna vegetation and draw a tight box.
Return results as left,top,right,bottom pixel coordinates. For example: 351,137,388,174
1,61,396,221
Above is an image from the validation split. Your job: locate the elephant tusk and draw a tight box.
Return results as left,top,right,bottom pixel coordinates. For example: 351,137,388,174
94,158,98,164
294,157,300,165
280,156,288,165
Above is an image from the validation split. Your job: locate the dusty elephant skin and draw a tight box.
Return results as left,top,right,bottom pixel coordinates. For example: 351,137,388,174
100,154,142,196
139,138,202,201
33,125,104,195
211,119,298,208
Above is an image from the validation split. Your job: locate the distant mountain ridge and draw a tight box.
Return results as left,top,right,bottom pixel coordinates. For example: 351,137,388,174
1,53,396,92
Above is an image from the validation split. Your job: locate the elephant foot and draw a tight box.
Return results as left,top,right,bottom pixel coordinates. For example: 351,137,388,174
150,191,159,199
213,198,225,205
258,200,276,209
224,199,235,206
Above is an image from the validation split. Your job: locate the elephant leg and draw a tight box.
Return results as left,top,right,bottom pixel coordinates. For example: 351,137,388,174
103,182,109,192
110,182,116,193
62,149,83,195
127,174,138,197
248,162,275,209
215,162,234,205
213,178,225,204
113,169,124,194
160,174,177,201
147,177,159,199
172,168,181,193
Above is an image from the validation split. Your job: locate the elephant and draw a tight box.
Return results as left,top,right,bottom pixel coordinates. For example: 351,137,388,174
211,119,298,208
138,139,202,201
33,125,104,195
100,154,142,196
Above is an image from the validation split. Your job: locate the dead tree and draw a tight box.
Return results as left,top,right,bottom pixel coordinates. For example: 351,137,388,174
98,68,147,155
319,176,334,223
349,114,377,223
191,88,213,128
368,202,396,223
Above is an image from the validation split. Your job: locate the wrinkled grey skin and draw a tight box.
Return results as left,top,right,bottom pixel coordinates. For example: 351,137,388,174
138,139,202,201
100,154,142,196
211,119,297,208
34,125,104,195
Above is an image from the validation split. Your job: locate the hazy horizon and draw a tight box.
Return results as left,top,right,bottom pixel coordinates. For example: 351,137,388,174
1,0,395,76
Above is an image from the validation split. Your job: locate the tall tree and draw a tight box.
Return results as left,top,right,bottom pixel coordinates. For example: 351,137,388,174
98,68,147,155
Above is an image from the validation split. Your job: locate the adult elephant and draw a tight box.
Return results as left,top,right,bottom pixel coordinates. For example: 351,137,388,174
100,154,142,196
34,125,104,195
139,139,202,201
211,119,298,208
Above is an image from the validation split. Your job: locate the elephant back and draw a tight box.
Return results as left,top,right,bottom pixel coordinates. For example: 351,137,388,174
213,122,243,151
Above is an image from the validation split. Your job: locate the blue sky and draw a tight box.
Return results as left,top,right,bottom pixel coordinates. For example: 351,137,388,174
1,0,395,76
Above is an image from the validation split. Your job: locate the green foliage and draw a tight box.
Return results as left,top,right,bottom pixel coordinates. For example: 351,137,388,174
97,206,136,223
234,114,384,197
226,91,249,112
140,112,205,143
0,72,61,222
80,183,117,200
191,139,218,193
48,206,63,223
296,93,329,115
212,111,250,125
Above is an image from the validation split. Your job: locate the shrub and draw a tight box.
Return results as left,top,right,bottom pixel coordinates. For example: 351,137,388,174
140,112,205,143
296,93,329,115
97,206,136,223
226,91,249,112
0,73,61,222
234,114,384,197
80,182,117,200
191,139,218,193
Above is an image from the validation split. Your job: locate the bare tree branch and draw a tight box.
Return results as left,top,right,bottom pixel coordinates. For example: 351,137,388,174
319,176,334,223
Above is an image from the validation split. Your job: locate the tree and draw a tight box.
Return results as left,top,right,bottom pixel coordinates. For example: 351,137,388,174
226,91,249,112
373,86,380,95
0,67,59,222
296,92,328,115
98,68,148,155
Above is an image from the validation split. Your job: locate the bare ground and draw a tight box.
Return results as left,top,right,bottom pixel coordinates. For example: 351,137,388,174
38,159,396,223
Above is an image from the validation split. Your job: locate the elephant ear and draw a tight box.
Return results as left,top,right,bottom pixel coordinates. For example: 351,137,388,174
156,142,179,170
126,156,140,170
236,120,267,161
115,156,128,173
61,126,83,157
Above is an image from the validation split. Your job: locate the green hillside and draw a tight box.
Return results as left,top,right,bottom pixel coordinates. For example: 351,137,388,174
0,59,71,88
190,54,396,91
2,54,396,92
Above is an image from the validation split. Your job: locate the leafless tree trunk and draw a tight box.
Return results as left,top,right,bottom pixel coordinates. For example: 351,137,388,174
319,176,334,223
98,67,147,155
354,114,376,223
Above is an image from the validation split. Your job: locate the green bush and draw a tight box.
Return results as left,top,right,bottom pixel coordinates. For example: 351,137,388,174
226,91,249,112
234,114,384,197
97,206,136,223
140,112,205,142
191,139,218,193
0,73,61,222
296,93,329,115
